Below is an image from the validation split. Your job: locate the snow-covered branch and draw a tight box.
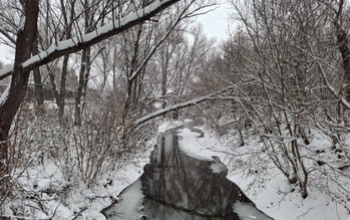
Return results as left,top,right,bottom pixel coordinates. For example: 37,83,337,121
316,61,350,109
134,86,234,126
0,0,180,81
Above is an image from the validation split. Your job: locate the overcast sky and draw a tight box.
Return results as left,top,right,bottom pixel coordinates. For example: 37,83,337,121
0,44,14,64
196,1,230,41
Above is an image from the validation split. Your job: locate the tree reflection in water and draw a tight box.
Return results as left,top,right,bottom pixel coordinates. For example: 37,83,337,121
103,128,273,220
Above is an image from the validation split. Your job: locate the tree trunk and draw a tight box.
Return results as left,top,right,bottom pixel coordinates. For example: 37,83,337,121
33,68,44,114
0,0,39,196
58,55,69,125
75,0,92,126
75,48,89,126
334,1,350,104
32,37,45,114
48,66,60,108
81,47,91,119
120,27,143,146
56,0,74,125
334,22,350,102
161,49,169,110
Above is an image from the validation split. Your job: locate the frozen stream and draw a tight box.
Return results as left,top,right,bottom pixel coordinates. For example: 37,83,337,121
102,127,273,220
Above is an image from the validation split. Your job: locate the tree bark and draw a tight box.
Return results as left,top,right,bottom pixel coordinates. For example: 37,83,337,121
32,37,45,114
334,22,350,102
81,47,91,119
0,0,39,196
58,55,69,124
75,48,89,126
334,0,350,103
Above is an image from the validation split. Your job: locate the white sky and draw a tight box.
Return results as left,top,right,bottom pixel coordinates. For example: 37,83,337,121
196,1,230,41
0,44,14,65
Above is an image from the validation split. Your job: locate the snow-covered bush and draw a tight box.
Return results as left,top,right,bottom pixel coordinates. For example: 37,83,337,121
0,103,156,218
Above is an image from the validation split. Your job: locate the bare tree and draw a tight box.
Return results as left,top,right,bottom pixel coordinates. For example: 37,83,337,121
224,0,337,198
0,0,39,197
217,0,350,203
0,0,191,197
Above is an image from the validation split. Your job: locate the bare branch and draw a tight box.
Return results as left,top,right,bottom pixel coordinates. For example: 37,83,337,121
0,0,181,81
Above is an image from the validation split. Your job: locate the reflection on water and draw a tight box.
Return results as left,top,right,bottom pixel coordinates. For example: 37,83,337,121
143,198,223,220
103,128,273,220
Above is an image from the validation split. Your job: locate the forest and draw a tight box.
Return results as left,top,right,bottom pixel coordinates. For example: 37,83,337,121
0,0,350,219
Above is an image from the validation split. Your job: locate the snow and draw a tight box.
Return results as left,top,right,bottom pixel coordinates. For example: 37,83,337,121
168,123,350,220
157,119,183,132
177,127,214,161
209,162,226,173
210,156,227,173
105,179,144,220
0,81,11,106
233,201,273,220
0,0,179,79
4,117,350,220
20,0,176,70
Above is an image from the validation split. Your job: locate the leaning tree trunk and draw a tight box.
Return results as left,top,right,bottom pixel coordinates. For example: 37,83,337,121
0,0,39,197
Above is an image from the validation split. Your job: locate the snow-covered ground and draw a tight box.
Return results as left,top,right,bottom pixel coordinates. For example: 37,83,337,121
175,124,350,220
4,118,350,219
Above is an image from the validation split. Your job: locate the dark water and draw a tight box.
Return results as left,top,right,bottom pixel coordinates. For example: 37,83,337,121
102,128,273,220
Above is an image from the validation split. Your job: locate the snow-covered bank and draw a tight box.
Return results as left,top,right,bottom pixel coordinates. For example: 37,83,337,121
176,124,350,220
3,119,350,219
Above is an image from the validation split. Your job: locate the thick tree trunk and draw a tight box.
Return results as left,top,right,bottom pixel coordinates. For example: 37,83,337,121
0,0,39,196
